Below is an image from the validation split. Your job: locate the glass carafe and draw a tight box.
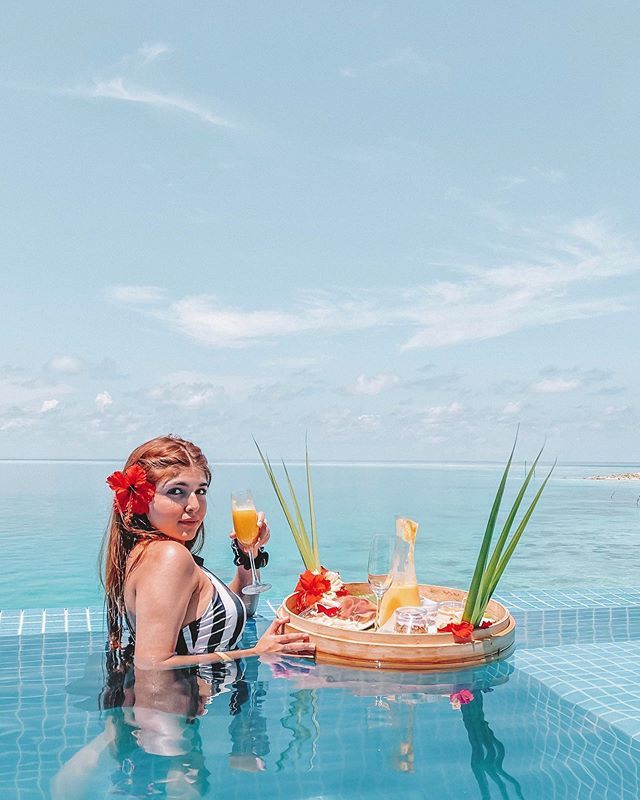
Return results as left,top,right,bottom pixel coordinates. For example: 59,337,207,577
378,517,420,626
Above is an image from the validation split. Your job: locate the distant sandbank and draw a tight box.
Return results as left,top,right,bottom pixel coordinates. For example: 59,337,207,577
587,472,640,480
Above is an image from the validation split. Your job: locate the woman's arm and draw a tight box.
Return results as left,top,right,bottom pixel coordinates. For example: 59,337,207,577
135,616,313,670
131,540,313,670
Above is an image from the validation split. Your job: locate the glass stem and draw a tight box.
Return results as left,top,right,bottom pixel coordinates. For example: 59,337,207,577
248,549,260,586
375,595,381,631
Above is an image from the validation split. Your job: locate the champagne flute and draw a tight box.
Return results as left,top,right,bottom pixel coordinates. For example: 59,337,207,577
368,534,394,631
231,490,272,595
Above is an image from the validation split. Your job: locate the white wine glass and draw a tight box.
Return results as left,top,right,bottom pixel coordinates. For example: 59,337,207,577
368,534,394,631
231,489,271,595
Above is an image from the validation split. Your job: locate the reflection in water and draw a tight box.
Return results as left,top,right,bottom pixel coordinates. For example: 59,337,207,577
54,625,271,799
56,631,521,799
461,692,525,800
276,688,320,772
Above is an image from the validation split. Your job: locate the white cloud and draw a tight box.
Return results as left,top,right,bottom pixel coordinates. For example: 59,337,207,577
351,373,400,396
401,216,639,349
533,378,581,393
107,285,166,304
533,167,566,184
340,48,447,81
46,355,83,373
502,401,522,414
95,391,113,411
357,414,382,430
67,77,235,129
113,218,639,352
422,402,464,424
0,415,35,432
147,380,224,409
156,293,380,348
137,41,172,64
39,399,59,413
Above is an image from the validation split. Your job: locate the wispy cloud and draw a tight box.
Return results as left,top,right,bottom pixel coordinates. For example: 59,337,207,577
533,167,566,184
60,42,236,129
106,285,166,305
340,47,447,82
150,293,381,348
95,391,113,411
502,401,523,415
137,41,173,65
66,77,235,128
111,217,639,351
400,216,639,349
39,399,59,413
351,373,400,396
46,355,84,374
533,378,581,393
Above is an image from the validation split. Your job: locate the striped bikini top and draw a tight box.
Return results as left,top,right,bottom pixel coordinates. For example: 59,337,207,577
175,555,247,656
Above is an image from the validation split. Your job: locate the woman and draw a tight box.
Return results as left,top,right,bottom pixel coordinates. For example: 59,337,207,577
100,435,314,667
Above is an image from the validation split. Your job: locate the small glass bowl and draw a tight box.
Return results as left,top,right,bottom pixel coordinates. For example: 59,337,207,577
394,606,429,634
436,600,465,628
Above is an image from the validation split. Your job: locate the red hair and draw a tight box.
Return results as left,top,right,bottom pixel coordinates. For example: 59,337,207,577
99,435,211,649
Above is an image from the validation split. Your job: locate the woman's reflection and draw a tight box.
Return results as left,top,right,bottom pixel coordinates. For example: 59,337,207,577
53,636,272,799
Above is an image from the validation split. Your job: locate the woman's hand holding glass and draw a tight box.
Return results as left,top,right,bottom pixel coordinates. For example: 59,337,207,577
230,510,270,557
231,490,271,595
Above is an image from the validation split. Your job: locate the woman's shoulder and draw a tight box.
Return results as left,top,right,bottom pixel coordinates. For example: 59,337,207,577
130,540,197,578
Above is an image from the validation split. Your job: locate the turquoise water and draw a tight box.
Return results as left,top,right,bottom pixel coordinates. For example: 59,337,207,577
3,460,640,799
2,460,639,610
2,607,640,799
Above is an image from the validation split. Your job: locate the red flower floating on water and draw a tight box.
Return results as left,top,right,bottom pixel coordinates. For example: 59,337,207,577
291,569,331,614
449,689,474,710
437,620,475,642
106,464,155,517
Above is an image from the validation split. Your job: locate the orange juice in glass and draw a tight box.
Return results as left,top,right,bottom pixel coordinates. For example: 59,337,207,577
232,507,259,546
231,490,271,595
378,517,420,626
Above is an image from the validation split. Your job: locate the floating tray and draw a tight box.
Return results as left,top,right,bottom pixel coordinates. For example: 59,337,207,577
281,583,516,672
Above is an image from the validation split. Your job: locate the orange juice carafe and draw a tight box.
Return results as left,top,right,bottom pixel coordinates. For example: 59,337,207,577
378,517,420,626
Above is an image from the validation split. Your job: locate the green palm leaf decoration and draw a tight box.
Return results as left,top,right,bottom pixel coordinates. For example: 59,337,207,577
254,438,321,572
463,435,555,627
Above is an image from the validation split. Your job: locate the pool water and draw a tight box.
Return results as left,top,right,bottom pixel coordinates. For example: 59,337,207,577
2,461,639,798
2,595,640,799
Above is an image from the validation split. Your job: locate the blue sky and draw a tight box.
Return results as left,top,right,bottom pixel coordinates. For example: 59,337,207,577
1,2,638,461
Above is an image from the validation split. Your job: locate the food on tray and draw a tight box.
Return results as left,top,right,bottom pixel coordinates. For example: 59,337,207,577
302,593,377,630
394,606,429,634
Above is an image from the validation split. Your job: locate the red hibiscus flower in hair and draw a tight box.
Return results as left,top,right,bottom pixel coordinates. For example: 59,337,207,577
107,464,155,516
291,570,331,614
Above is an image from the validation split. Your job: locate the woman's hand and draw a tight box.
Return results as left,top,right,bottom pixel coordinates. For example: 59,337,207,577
230,511,270,558
253,616,315,659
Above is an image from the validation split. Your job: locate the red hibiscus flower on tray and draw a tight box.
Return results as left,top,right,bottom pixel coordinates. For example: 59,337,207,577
437,621,475,642
106,464,155,516
291,569,331,614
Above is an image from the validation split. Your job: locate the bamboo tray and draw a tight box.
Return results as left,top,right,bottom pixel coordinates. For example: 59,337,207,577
281,583,516,672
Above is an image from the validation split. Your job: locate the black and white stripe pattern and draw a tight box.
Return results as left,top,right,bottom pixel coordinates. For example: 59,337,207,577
176,566,246,656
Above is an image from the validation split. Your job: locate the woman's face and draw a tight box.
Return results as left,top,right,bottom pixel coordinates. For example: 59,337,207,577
146,467,209,542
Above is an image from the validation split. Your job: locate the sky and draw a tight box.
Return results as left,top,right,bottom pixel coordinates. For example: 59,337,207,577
1,1,639,462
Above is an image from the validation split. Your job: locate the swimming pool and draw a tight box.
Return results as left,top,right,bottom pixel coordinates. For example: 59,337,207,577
2,461,639,797
2,589,640,799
